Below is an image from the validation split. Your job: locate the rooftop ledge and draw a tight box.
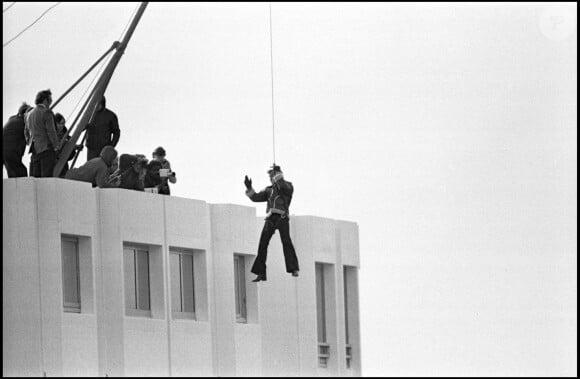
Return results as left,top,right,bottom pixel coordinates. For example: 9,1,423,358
3,177,359,227
3,176,360,269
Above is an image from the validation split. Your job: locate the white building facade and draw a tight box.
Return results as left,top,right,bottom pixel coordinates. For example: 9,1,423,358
3,178,361,377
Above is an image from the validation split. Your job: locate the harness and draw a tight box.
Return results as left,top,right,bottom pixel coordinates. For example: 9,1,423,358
267,184,290,219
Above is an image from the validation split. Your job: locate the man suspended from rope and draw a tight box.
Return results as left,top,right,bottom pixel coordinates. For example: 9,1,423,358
244,164,299,282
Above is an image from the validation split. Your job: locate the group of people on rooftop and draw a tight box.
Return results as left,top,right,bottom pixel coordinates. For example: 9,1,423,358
2,89,176,195
4,89,300,281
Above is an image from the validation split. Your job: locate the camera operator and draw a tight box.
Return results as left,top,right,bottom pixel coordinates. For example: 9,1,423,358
117,153,147,191
144,160,163,193
152,146,176,195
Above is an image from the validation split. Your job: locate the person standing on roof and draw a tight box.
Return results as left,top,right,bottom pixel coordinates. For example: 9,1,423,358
244,164,299,282
25,89,60,177
3,102,33,177
85,96,120,161
151,146,176,195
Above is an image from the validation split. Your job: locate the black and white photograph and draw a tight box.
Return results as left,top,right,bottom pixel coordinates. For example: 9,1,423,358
3,2,577,377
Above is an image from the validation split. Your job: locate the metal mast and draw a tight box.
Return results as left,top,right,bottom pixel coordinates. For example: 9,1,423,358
53,2,149,177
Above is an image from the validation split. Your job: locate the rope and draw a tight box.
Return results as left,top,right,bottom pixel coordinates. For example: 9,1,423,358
53,45,112,151
61,50,112,170
53,44,113,174
3,2,16,13
118,2,140,41
68,132,86,170
3,2,61,48
51,43,117,111
65,48,113,123
60,50,109,167
65,83,103,170
269,2,276,164
52,2,136,117
66,86,100,171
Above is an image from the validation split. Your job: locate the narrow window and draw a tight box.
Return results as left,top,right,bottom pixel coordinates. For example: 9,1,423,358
124,247,151,316
316,263,329,367
62,237,81,313
234,254,247,323
171,250,196,318
344,266,352,369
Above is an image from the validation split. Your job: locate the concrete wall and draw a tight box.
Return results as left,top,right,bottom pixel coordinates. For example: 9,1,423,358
259,215,362,377
3,178,360,377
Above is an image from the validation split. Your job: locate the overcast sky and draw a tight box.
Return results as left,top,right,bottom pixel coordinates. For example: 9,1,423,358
3,2,577,376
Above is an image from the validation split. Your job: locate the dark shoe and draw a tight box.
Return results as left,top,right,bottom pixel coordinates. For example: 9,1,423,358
252,274,266,282
291,270,299,277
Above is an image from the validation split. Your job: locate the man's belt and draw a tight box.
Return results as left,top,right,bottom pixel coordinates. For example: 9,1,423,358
266,208,287,219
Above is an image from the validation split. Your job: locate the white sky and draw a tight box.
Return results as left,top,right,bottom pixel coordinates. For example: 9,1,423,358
3,2,577,376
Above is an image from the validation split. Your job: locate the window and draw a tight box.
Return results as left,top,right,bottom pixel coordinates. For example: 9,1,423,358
124,247,151,316
234,254,247,323
345,344,352,369
316,263,329,367
62,237,81,313
61,234,94,314
344,266,352,369
170,249,195,319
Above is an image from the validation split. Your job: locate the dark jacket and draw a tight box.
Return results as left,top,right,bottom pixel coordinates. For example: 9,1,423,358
246,176,293,216
86,108,120,151
65,145,118,188
118,154,144,191
143,171,162,189
3,115,27,155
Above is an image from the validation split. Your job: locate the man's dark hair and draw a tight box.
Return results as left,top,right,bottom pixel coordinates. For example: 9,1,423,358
35,89,52,105
17,102,31,116
54,113,65,124
153,146,166,157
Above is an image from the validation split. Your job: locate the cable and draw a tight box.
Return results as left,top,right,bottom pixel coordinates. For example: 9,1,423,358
118,2,140,41
269,2,276,164
51,43,117,111
53,47,112,169
3,2,61,48
59,50,112,168
3,2,16,13
66,50,112,122
54,2,128,127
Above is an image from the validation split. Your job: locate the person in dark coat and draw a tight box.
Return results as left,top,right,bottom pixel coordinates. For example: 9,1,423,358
118,154,146,191
244,164,299,282
65,145,119,188
85,96,120,161
3,102,32,177
143,160,163,192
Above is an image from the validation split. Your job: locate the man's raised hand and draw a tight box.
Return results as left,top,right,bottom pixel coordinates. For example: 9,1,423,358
244,175,252,189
